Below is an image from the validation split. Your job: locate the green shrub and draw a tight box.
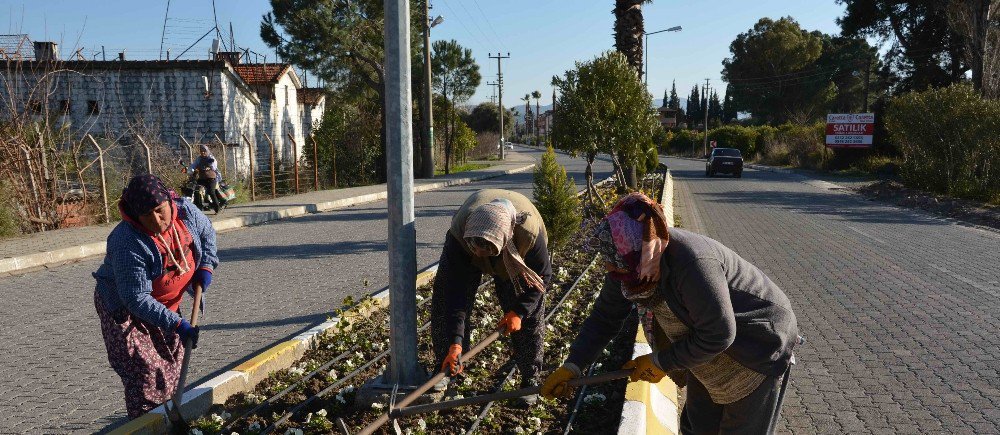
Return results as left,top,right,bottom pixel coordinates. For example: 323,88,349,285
532,146,581,252
708,125,759,158
775,122,826,169
667,129,701,156
886,83,1000,202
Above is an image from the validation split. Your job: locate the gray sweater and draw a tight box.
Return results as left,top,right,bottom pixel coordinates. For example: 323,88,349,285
567,228,798,377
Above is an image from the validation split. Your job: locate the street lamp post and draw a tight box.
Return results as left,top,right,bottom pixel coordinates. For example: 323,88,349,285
643,26,682,90
420,6,443,179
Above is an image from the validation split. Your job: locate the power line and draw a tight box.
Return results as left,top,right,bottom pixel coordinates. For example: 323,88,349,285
444,0,499,50
470,0,508,52
437,0,486,48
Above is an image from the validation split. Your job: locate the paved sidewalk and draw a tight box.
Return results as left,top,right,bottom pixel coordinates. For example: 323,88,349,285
0,153,534,275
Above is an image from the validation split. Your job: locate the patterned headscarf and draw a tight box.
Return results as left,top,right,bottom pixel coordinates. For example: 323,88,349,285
465,199,546,294
199,144,213,156
591,193,670,297
121,174,174,221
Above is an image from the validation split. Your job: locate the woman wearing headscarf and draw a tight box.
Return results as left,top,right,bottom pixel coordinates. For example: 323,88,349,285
431,189,552,404
93,174,218,419
189,144,225,213
542,193,800,435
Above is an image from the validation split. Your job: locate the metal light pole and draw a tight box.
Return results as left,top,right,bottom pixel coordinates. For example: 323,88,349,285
384,0,421,386
420,6,443,179
643,26,682,90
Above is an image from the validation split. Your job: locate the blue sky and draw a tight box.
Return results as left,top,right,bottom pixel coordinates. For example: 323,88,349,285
3,0,849,107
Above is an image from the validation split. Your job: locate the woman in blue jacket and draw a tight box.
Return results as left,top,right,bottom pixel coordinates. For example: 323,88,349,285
92,174,219,419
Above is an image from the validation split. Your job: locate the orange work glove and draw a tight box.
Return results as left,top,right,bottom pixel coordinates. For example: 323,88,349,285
497,311,522,335
541,364,580,399
622,353,666,383
440,343,463,376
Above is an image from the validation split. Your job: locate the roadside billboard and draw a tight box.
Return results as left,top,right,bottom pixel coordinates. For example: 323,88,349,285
826,113,874,148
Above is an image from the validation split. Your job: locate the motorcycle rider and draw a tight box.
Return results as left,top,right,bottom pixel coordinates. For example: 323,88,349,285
189,145,226,214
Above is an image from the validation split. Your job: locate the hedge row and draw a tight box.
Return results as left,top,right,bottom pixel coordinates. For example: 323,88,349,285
886,84,1000,203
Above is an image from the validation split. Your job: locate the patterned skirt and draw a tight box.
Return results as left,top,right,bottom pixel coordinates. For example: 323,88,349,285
94,290,185,419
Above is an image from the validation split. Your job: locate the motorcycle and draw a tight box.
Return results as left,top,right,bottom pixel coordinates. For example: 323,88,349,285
179,159,235,214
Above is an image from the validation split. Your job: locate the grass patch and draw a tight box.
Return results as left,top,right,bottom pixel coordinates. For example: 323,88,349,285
435,162,491,176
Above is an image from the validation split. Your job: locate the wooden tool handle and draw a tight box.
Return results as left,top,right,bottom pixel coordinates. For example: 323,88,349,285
189,284,203,327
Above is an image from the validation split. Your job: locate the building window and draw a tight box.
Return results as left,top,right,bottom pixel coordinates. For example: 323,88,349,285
87,100,100,115
284,85,289,107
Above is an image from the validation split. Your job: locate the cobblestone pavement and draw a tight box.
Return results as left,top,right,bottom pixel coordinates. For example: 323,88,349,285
0,147,613,434
665,157,1000,434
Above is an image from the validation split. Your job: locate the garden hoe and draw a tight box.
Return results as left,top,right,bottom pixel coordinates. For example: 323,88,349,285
166,284,203,432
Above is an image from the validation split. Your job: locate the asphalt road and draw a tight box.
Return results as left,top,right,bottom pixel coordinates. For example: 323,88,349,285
665,157,1000,434
0,146,613,434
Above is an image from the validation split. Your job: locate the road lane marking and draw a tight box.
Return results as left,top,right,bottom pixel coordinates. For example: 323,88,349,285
930,264,1000,299
847,226,888,245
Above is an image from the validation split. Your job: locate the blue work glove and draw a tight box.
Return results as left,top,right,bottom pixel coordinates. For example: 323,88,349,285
176,319,200,349
193,269,213,291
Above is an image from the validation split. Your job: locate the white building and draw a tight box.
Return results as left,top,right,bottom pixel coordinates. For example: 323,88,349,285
0,42,325,178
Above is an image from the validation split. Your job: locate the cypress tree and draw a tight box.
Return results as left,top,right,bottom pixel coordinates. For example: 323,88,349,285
532,146,581,252
668,80,680,109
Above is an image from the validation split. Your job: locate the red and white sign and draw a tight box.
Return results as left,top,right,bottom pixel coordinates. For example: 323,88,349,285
710,140,717,148
826,113,874,148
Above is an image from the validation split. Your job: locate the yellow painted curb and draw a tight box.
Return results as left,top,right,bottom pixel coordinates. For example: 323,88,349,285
106,413,165,435
233,339,304,374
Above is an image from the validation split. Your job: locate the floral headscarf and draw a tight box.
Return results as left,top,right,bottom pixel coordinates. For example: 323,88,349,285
591,193,669,297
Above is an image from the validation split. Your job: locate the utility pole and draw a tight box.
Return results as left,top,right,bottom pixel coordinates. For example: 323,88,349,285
383,0,421,386
490,52,510,159
419,1,437,179
702,79,711,157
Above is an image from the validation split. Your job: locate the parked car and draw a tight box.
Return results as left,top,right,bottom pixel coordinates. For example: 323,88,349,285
706,147,743,178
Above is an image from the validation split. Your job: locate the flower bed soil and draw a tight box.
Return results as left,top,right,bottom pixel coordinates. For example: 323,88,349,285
189,171,665,435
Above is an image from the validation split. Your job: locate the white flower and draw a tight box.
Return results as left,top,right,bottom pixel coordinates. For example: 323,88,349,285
371,402,385,410
528,416,542,428
515,428,526,434
289,367,305,376
316,409,328,417
231,432,240,435
211,413,225,424
328,369,338,379
190,429,204,435
417,418,427,430
416,294,425,302
284,429,304,435
304,412,313,423
584,393,607,405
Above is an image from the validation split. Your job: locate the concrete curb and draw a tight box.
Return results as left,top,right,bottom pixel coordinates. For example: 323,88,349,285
0,163,535,275
108,266,442,435
618,169,681,435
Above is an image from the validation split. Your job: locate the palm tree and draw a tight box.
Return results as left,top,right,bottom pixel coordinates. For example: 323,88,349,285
522,94,532,141
551,75,559,149
613,0,651,188
531,90,542,147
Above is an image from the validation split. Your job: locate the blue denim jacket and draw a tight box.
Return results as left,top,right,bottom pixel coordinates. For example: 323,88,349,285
94,198,218,331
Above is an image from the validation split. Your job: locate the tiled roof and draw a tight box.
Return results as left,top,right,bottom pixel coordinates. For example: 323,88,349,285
232,63,291,85
298,88,326,105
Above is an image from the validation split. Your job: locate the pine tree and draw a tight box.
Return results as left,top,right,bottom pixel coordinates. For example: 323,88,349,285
722,84,737,123
662,89,669,108
668,80,680,109
532,146,581,252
